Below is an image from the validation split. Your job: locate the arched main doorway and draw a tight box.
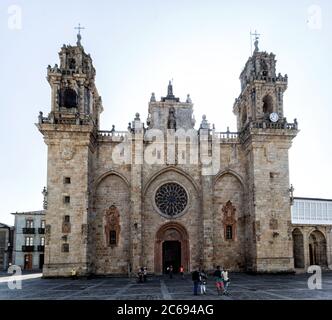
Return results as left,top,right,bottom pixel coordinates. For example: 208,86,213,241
155,223,189,274
292,228,304,268
309,230,327,266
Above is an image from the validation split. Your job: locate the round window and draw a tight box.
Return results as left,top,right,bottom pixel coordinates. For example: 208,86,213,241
155,183,188,217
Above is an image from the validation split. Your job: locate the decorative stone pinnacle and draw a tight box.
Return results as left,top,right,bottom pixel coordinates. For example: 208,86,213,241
150,92,156,102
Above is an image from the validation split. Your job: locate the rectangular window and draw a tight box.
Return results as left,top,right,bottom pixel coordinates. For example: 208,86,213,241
62,243,69,253
41,220,45,229
40,237,45,246
26,219,34,228
64,215,70,223
226,225,233,240
25,237,34,246
64,177,71,184
110,230,117,245
64,196,70,204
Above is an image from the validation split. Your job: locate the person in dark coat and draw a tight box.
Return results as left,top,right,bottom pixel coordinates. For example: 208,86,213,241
192,267,200,295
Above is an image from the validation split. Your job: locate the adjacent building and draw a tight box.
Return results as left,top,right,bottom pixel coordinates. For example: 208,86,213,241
11,211,45,270
291,197,332,270
0,223,14,271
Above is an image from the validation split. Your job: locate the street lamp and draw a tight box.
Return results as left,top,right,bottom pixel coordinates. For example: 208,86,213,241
289,184,294,205
42,187,48,209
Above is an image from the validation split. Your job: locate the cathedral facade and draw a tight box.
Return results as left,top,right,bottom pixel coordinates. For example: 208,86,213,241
37,36,301,277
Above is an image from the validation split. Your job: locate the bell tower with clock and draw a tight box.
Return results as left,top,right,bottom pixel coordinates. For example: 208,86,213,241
37,29,103,277
233,37,288,131
234,37,299,273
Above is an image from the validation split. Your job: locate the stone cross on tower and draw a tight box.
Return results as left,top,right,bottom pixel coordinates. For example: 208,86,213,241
75,23,85,46
250,30,261,53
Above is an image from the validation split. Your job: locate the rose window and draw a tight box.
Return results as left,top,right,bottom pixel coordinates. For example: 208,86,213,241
155,183,188,216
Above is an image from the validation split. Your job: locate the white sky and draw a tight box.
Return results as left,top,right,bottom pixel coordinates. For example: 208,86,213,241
0,0,331,225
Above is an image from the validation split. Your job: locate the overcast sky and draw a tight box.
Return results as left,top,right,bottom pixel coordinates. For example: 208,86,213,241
0,0,331,225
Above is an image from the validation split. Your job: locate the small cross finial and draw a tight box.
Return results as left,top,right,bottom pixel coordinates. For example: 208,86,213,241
75,23,85,46
250,30,261,54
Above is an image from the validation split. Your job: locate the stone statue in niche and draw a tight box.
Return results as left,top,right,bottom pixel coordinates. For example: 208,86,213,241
168,107,176,130
62,220,71,234
104,205,120,246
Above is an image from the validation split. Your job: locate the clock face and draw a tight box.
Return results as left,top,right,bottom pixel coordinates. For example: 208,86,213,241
269,112,279,123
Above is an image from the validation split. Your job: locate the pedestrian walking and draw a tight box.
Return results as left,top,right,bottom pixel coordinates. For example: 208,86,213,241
71,268,77,280
143,267,147,282
213,266,224,295
169,265,173,279
200,269,207,295
222,267,230,295
192,267,200,295
179,265,184,279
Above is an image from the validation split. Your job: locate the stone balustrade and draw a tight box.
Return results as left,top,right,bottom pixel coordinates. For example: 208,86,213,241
98,130,128,141
215,131,239,143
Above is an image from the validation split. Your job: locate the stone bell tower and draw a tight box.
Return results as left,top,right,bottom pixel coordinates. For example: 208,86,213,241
37,30,102,277
234,37,299,272
234,38,288,131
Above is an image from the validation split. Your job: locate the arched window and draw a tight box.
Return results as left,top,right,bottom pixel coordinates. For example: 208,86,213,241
69,58,76,70
61,88,77,108
262,95,273,117
309,230,327,266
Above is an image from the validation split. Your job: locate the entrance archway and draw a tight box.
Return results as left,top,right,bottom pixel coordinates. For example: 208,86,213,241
292,228,304,268
155,223,189,274
309,230,327,266
162,241,181,274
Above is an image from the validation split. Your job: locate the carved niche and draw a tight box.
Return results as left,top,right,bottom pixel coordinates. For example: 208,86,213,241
62,216,71,233
104,205,121,247
222,200,237,241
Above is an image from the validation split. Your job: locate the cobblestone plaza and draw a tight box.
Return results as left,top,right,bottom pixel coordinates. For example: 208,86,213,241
1,272,331,300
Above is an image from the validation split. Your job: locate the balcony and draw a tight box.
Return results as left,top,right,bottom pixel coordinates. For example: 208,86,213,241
22,245,34,252
37,245,45,252
22,228,35,234
38,228,45,234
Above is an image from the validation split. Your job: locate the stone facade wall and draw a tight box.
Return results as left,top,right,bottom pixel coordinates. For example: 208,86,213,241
213,173,245,270
91,174,130,274
142,167,201,272
244,133,295,272
42,127,92,277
